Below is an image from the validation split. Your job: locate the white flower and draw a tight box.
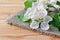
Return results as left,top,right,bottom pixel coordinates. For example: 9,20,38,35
30,16,52,30
30,21,39,29
24,1,48,21
24,7,36,19
31,2,47,20
31,9,47,20
24,0,53,30
24,2,39,20
40,16,52,30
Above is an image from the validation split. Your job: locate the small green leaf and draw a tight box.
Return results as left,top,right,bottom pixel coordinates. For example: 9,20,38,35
56,1,60,6
18,14,29,22
24,1,32,10
18,15,24,21
25,19,32,24
24,0,37,10
27,0,37,2
51,14,60,31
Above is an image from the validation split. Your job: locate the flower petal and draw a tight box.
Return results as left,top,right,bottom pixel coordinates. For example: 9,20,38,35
31,8,47,20
48,0,57,4
39,9,47,19
39,0,48,9
24,7,36,19
24,8,32,19
32,2,38,8
43,16,52,23
40,22,49,31
30,21,39,29
37,4,47,19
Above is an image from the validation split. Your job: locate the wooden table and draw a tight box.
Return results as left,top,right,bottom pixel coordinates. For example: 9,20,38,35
0,0,60,40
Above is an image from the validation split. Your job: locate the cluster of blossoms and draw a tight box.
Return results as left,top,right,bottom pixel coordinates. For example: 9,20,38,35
18,0,60,31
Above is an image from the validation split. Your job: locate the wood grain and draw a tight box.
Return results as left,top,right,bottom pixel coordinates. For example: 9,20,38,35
0,0,60,40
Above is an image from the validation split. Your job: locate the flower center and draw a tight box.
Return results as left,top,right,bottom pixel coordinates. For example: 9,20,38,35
35,18,43,23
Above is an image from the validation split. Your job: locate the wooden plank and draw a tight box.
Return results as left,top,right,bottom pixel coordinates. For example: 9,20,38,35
0,5,24,13
0,0,25,4
0,0,25,19
0,0,25,14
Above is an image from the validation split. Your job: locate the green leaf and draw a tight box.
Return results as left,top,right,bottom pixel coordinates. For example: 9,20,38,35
24,0,37,10
56,1,60,6
24,1,32,10
27,0,37,2
51,14,60,31
18,14,29,22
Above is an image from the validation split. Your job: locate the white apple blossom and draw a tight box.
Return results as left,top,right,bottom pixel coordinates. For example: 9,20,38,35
30,16,52,30
31,2,47,20
31,9,47,20
24,7,36,19
24,1,47,20
24,2,39,20
24,0,53,30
